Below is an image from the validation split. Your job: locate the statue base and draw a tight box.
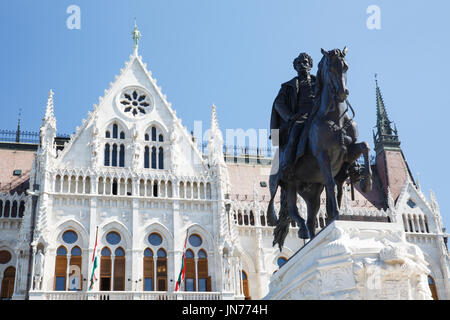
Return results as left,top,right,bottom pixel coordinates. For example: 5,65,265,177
264,220,433,300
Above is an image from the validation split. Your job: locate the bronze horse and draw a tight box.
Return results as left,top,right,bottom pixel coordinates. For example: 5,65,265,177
267,48,372,250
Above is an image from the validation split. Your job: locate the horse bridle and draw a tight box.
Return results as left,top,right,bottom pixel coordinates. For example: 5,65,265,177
323,55,355,121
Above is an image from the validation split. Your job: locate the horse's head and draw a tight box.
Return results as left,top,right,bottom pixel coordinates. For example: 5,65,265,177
319,47,349,103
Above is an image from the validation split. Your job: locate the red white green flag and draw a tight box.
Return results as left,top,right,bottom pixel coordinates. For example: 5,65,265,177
89,226,99,291
175,230,189,291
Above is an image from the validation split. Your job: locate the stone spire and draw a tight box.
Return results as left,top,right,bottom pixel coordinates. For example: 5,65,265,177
373,75,400,155
44,89,55,120
373,75,415,206
208,104,225,166
39,90,57,153
15,108,21,143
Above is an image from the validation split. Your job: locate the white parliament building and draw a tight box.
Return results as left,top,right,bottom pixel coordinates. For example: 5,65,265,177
0,26,449,300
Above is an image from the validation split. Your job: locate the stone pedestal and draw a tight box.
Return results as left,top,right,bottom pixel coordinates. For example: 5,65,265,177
264,220,432,300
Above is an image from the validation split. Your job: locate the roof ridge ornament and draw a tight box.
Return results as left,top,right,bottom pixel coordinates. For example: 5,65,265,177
132,18,141,56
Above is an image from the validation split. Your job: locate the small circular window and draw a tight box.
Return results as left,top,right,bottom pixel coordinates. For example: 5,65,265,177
0,250,12,264
148,233,162,246
62,230,78,244
106,232,121,245
189,234,202,247
277,257,288,268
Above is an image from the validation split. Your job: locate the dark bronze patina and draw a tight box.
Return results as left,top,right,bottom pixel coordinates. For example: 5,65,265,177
267,48,373,251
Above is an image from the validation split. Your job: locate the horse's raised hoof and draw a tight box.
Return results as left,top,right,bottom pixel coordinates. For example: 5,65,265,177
298,227,310,240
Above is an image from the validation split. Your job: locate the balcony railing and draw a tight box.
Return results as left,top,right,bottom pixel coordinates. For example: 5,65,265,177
29,290,225,300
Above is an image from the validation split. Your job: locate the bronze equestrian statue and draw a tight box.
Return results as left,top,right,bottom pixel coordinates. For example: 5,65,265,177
267,47,373,251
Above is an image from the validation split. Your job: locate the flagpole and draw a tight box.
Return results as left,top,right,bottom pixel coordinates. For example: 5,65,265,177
89,226,99,291
175,227,189,292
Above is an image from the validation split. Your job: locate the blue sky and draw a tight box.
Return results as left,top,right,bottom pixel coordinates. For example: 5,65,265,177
0,1,449,230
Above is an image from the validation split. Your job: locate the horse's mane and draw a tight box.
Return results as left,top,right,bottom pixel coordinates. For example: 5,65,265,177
313,55,326,113
313,49,344,112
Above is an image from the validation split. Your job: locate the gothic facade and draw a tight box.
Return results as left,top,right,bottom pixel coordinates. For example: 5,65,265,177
0,38,448,300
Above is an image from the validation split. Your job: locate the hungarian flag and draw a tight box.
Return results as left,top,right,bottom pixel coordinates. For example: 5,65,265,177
89,226,99,291
175,230,189,291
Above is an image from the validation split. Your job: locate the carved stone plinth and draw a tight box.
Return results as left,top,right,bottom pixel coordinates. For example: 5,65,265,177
264,220,432,300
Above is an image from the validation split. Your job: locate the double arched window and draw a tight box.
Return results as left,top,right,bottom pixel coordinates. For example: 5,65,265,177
184,234,210,292
144,125,164,170
54,230,82,291
100,231,126,291
143,232,168,291
104,123,126,167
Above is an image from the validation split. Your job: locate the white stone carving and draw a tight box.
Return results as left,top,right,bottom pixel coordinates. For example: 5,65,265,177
265,221,433,300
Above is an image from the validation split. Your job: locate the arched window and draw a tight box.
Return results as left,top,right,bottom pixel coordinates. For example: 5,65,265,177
11,201,18,218
156,249,167,291
114,247,125,291
260,211,266,226
104,144,110,166
185,249,195,291
63,176,69,193
185,234,210,292
143,249,154,291
1,266,16,300
428,276,439,300
144,146,150,168
54,246,68,291
112,179,118,195
100,247,112,291
4,201,10,218
241,270,250,300
151,147,157,169
197,249,209,292
54,230,83,291
112,124,118,139
277,257,288,268
0,200,3,217
158,147,164,169
112,144,118,167
206,183,212,199
105,122,126,168
144,125,165,170
145,233,167,292
179,182,185,199
249,211,255,226
119,144,125,167
55,175,61,193
151,127,157,142
69,246,82,291
244,211,249,225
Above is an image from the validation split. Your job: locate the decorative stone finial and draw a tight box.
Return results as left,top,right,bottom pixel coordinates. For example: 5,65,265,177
45,89,54,120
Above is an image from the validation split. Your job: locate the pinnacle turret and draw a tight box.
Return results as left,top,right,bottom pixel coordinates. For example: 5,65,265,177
373,75,400,155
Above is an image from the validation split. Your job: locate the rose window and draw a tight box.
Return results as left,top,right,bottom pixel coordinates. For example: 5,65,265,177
119,88,152,117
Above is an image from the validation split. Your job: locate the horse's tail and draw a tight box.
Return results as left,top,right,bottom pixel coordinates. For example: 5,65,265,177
272,187,290,251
